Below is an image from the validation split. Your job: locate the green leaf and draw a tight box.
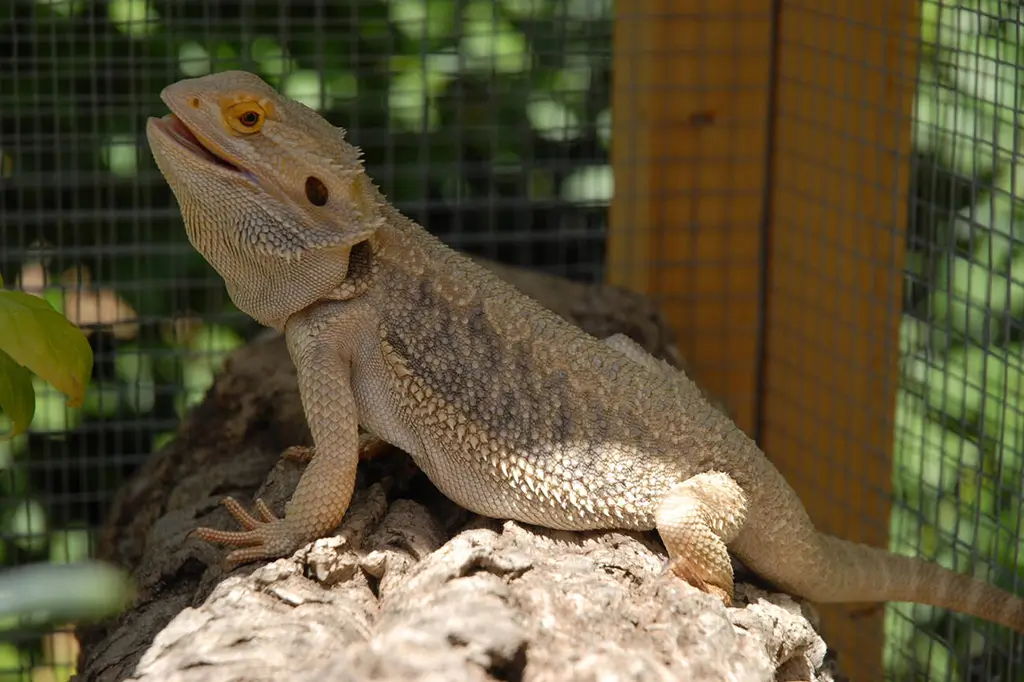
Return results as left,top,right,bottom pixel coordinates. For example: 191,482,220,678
0,560,133,628
0,290,93,408
0,350,35,441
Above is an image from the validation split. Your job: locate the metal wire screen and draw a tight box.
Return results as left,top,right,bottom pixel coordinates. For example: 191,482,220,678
1,1,1023,681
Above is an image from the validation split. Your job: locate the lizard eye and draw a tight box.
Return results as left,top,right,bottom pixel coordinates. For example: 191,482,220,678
225,102,265,134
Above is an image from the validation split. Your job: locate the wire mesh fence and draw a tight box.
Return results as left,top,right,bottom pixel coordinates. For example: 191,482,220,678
1,1,1023,681
893,1,1024,679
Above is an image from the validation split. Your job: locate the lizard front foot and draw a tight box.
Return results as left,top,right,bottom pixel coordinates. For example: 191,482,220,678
194,496,310,566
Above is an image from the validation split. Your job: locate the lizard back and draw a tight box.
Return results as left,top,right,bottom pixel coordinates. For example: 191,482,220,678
366,217,720,531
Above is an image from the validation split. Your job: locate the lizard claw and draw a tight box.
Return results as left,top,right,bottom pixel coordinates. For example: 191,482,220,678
210,495,278,529
253,498,279,523
194,496,304,566
661,556,734,606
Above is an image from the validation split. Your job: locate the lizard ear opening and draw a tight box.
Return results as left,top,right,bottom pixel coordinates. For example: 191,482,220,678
305,176,329,206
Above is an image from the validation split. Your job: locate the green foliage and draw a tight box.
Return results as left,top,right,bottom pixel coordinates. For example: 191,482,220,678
0,354,33,446
0,275,93,441
891,1,1024,678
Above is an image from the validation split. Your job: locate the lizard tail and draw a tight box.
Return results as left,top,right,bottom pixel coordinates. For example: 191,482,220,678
814,534,1024,632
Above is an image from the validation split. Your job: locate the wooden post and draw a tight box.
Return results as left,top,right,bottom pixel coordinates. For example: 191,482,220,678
608,0,774,437
608,2,920,680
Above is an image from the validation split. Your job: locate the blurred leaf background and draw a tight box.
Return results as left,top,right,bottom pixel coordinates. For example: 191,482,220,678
1,0,1024,680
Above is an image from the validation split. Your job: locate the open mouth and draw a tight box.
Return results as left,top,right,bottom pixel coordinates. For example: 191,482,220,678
154,114,245,174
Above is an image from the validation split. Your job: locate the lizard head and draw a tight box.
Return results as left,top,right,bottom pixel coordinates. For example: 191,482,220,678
146,70,383,329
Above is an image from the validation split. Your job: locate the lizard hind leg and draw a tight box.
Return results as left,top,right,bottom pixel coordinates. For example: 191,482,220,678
655,471,748,606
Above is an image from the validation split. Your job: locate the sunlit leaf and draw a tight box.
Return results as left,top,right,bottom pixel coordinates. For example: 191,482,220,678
35,0,86,18
100,134,139,178
526,96,582,142
281,70,325,110
0,350,34,441
50,528,93,565
0,290,93,408
461,1,529,74
31,376,85,433
106,0,160,39
390,0,454,41
250,37,295,78
8,498,48,552
178,41,211,77
561,165,613,206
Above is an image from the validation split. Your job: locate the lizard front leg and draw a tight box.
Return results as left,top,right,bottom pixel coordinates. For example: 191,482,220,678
194,320,361,567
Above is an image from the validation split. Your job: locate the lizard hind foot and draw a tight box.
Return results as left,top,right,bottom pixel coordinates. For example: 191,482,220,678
663,556,734,606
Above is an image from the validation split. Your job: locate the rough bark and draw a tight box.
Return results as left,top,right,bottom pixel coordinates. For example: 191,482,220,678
76,259,843,682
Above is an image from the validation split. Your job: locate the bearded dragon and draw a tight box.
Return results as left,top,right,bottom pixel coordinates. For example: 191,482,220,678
145,69,1024,632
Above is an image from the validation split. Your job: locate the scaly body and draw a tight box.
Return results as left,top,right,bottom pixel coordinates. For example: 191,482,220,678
146,70,1024,631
